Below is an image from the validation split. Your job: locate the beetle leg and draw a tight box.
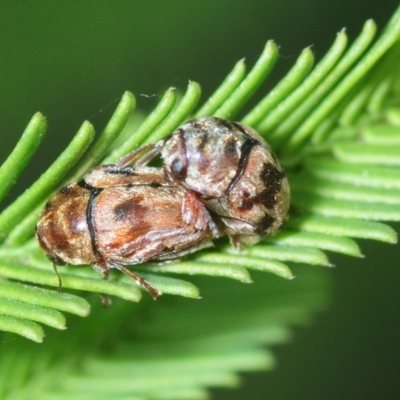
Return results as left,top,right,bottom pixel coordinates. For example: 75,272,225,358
121,229,198,261
120,227,212,265
115,143,154,167
94,260,160,299
84,164,165,188
112,264,161,299
182,191,221,238
96,267,113,307
92,261,110,278
158,232,213,259
228,233,262,247
100,294,112,307
116,141,164,167
132,143,164,166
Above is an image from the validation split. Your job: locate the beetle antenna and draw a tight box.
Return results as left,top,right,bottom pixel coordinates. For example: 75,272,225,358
52,263,63,292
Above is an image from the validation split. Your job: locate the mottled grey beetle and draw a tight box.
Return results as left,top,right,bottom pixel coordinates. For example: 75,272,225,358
141,117,290,246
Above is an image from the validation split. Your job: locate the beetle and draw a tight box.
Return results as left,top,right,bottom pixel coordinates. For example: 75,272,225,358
36,146,221,299
137,117,290,247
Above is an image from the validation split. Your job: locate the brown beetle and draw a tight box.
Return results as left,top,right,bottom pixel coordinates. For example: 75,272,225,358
142,117,290,246
36,148,221,299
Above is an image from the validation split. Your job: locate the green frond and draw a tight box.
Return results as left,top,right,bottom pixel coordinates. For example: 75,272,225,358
67,91,136,183
0,4,399,397
212,41,279,119
0,121,95,244
141,81,202,143
104,88,177,163
194,59,246,118
0,113,47,205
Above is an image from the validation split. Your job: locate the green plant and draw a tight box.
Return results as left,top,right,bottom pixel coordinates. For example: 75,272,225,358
0,6,399,399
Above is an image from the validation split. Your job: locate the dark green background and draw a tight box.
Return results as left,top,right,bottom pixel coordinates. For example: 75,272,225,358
1,2,399,399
